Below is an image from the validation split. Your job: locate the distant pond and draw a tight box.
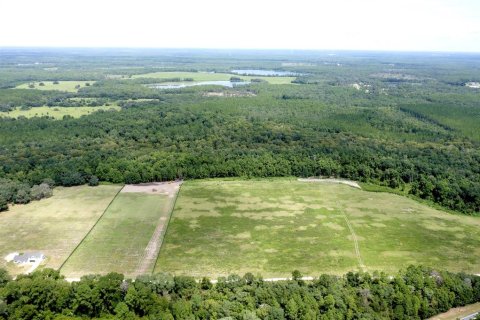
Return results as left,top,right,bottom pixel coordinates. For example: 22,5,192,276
231,69,299,76
148,81,250,89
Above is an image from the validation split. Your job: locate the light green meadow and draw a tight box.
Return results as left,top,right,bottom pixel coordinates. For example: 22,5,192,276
15,81,96,92
0,106,120,119
155,179,480,278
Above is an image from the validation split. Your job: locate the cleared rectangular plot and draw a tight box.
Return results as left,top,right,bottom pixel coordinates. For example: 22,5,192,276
61,190,174,278
0,185,122,276
155,179,480,278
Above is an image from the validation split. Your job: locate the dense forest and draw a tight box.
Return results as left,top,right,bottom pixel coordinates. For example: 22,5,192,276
0,265,479,319
0,49,479,214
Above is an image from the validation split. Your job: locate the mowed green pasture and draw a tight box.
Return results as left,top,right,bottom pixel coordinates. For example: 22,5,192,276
155,179,480,278
0,185,121,275
0,106,120,119
15,81,95,92
131,71,295,84
61,192,172,278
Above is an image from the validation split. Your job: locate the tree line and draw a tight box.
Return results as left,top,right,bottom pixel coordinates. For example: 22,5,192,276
0,99,478,214
0,265,479,319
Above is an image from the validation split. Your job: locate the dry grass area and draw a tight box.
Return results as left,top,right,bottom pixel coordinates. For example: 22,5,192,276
0,185,122,276
427,302,480,320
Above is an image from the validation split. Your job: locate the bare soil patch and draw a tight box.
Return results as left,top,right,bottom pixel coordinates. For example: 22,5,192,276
203,91,256,97
298,178,361,189
465,82,480,89
122,181,182,198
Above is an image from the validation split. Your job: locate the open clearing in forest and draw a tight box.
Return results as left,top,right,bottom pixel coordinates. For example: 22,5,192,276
131,71,295,84
155,178,480,278
15,81,96,92
61,182,180,278
0,106,120,119
0,185,122,276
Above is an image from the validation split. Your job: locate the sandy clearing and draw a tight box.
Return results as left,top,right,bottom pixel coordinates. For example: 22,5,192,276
4,252,18,262
26,260,42,274
427,302,480,320
298,178,361,189
209,276,315,283
203,91,256,97
65,276,317,283
121,181,182,198
466,82,480,89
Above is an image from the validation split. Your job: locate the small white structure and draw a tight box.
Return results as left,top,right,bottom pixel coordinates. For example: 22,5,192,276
13,252,45,264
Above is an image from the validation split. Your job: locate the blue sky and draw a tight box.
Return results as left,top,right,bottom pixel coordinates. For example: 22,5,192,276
1,0,479,52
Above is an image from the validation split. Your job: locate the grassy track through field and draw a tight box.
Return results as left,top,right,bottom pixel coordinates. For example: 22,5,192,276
340,205,366,271
155,178,480,278
134,183,182,276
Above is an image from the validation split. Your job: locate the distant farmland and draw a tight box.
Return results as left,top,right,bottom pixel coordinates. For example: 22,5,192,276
155,179,480,278
131,71,296,84
15,81,95,92
0,105,120,119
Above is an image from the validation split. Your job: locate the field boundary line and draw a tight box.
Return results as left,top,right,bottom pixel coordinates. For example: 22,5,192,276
338,203,366,272
58,185,125,272
151,181,183,274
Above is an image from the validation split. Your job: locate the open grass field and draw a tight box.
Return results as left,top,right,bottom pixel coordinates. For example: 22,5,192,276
60,184,179,278
131,71,296,84
0,106,120,119
0,185,122,276
15,81,96,92
155,178,480,278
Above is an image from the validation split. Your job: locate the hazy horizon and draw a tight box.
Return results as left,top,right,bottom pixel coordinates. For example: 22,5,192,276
1,47,480,54
1,0,480,52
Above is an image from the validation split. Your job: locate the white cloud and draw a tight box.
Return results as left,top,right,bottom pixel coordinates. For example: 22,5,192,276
0,0,479,51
